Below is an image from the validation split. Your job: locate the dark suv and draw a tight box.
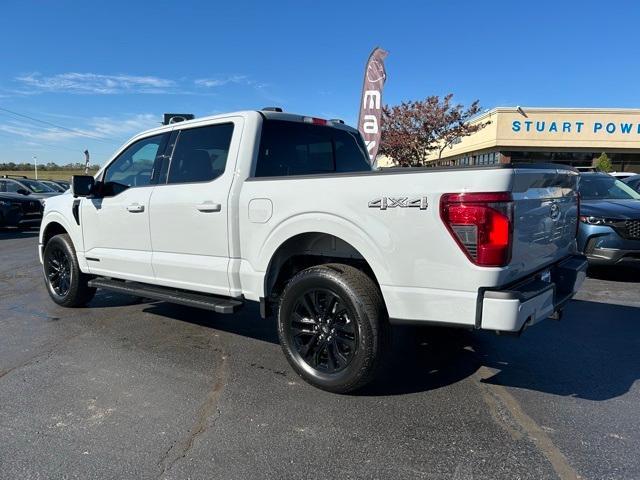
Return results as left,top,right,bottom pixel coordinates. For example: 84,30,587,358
0,191,43,229
0,176,60,204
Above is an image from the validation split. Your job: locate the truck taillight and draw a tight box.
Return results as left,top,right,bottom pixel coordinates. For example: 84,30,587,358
302,116,328,125
440,192,513,267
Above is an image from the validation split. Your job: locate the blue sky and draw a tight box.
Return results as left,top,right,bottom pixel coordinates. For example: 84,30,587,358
1,0,639,165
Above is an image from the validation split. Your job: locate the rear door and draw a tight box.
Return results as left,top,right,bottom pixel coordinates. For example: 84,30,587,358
81,133,170,281
149,118,243,296
509,167,580,276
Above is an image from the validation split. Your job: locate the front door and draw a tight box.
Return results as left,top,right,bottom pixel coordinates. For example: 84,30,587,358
82,133,169,281
149,118,242,296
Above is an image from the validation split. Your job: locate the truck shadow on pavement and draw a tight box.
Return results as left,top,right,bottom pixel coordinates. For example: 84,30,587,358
587,265,639,283
138,296,640,401
368,299,640,400
0,228,39,240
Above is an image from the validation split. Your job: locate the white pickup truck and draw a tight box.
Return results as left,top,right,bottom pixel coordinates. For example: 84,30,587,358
39,109,587,393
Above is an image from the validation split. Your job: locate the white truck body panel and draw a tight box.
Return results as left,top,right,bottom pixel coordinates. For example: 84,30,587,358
39,110,586,333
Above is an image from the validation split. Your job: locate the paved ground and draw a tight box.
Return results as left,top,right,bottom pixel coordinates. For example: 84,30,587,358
1,230,639,480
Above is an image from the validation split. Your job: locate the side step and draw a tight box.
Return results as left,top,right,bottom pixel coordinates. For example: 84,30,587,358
88,277,243,314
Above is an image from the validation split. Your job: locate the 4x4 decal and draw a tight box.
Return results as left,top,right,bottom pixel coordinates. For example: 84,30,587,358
368,196,428,210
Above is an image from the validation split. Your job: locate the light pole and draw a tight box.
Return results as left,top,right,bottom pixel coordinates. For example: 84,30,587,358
33,154,38,179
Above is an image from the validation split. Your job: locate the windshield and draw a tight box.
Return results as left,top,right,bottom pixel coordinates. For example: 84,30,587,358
42,181,65,192
21,179,55,193
578,175,640,201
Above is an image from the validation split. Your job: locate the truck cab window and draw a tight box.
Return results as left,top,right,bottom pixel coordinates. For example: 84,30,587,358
254,120,371,177
166,123,234,184
102,134,166,195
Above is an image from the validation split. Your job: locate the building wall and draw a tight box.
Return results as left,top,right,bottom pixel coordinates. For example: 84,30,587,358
427,107,640,164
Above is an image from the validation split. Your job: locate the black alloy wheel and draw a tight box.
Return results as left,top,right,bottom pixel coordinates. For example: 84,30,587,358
46,245,72,296
288,288,358,374
43,233,96,307
278,263,389,393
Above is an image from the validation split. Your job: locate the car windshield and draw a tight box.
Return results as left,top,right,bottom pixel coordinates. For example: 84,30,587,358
578,175,640,200
21,179,55,193
42,181,65,192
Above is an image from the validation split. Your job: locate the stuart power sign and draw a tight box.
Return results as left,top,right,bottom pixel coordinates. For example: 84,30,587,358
512,119,640,135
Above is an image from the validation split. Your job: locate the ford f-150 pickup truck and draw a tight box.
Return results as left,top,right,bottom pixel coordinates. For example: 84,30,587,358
38,109,587,393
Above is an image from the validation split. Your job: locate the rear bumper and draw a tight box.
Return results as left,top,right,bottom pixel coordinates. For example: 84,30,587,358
579,225,640,265
479,255,588,333
587,247,640,265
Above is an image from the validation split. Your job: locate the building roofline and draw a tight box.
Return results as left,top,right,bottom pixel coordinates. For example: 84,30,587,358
474,106,640,120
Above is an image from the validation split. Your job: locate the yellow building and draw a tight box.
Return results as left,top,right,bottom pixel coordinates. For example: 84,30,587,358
426,107,640,172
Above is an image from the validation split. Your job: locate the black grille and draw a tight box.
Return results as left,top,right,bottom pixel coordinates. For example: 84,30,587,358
627,220,640,240
21,200,41,214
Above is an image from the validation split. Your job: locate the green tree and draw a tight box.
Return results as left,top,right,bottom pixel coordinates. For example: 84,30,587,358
595,152,612,172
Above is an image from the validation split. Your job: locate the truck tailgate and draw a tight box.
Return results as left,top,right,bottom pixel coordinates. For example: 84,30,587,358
509,167,580,278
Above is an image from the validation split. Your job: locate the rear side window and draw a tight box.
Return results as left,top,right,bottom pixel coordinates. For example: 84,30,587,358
167,123,234,184
254,120,371,177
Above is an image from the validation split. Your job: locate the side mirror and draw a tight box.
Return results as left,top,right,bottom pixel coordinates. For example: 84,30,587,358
72,175,95,197
16,188,30,195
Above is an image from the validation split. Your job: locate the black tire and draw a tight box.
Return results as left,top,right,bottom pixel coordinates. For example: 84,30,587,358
43,233,96,307
277,263,389,393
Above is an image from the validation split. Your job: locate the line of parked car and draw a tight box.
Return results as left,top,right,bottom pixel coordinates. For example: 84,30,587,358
0,175,69,230
577,170,640,266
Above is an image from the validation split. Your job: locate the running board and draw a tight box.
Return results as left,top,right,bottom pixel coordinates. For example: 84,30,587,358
88,278,243,314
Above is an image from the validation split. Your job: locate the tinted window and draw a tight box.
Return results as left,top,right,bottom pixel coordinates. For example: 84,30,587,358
624,176,640,192
167,123,234,184
22,179,55,193
578,175,640,200
1,180,17,193
254,120,371,177
103,134,165,195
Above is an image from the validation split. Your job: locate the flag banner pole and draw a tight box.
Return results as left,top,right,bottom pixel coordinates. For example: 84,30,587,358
357,47,388,165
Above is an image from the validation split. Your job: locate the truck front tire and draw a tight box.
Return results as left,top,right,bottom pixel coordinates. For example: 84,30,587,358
43,234,96,307
277,263,389,393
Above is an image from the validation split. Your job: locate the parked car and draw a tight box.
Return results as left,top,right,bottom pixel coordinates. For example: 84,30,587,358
0,175,61,204
623,174,640,193
39,179,68,192
39,109,586,393
577,172,640,265
0,191,43,229
52,179,71,190
609,171,637,180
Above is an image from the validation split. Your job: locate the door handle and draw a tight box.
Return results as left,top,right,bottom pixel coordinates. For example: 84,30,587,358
126,203,145,213
196,202,222,213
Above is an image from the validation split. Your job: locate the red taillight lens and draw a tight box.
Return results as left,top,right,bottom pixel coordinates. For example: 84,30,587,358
303,116,328,125
440,192,513,267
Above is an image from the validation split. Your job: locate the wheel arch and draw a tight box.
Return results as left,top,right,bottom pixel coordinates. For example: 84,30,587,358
39,211,84,267
263,231,385,310
42,221,68,248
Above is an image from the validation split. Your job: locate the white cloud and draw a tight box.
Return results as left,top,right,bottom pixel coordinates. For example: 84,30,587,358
194,75,250,88
0,114,158,143
16,73,175,95
194,75,268,90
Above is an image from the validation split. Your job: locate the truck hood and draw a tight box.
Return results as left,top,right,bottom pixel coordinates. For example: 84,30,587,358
580,199,640,220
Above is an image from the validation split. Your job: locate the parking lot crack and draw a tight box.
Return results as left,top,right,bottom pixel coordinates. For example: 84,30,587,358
0,333,83,382
155,349,228,479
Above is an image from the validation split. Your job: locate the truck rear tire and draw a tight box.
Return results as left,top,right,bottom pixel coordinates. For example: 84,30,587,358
43,234,96,307
277,263,389,393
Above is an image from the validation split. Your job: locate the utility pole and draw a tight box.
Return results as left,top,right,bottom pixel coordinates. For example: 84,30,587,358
33,154,38,179
84,150,90,174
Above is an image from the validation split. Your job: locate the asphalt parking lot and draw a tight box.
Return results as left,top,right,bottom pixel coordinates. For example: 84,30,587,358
1,230,639,480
